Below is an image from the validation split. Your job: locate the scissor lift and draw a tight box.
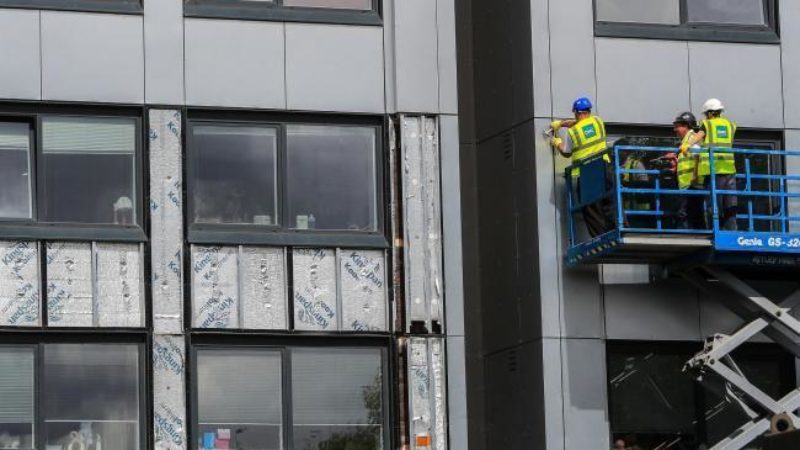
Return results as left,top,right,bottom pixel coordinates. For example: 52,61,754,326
566,146,800,450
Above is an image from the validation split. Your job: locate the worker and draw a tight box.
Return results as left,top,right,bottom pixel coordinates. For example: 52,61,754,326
670,112,705,229
616,139,652,229
681,98,738,230
550,96,613,236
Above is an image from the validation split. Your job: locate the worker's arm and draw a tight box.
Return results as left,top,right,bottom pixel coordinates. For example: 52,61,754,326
550,119,577,130
680,130,705,155
550,136,571,158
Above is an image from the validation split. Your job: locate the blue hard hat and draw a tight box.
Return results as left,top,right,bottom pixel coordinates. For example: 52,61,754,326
572,97,592,112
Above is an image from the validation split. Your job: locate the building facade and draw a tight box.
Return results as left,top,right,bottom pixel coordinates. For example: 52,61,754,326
0,1,466,450
457,1,800,449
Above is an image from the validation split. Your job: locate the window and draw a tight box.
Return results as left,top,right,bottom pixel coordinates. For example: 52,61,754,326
594,0,779,43
0,111,143,241
194,346,387,450
607,342,795,449
184,0,381,25
0,0,142,14
188,117,385,247
0,343,143,450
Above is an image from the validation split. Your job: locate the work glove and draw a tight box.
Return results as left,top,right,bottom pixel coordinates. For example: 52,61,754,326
550,136,563,149
550,120,563,130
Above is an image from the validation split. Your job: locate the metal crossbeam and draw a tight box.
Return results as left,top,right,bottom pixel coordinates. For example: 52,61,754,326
681,266,800,450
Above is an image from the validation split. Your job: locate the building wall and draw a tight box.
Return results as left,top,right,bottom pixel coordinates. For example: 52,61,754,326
459,0,799,449
0,1,465,449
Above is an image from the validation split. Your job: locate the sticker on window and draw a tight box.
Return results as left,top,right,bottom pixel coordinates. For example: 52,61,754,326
583,124,597,139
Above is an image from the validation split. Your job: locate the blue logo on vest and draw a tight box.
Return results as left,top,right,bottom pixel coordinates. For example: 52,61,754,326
716,125,728,139
582,125,596,139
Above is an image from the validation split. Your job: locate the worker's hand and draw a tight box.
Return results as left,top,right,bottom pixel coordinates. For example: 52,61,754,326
550,120,563,130
679,144,690,155
550,136,563,149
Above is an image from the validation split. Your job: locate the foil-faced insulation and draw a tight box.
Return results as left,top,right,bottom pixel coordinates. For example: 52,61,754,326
47,242,93,327
192,246,239,329
95,243,144,327
408,337,448,450
153,335,187,450
239,246,287,330
340,249,388,332
401,116,445,333
149,109,185,334
0,241,40,326
293,248,338,331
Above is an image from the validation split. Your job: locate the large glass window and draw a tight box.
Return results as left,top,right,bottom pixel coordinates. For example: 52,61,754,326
0,111,142,240
0,123,32,220
40,117,137,225
594,0,778,43
197,350,283,450
0,0,142,14
0,348,34,450
608,342,795,449
43,344,140,450
193,125,278,226
194,346,386,450
188,118,383,245
286,125,377,232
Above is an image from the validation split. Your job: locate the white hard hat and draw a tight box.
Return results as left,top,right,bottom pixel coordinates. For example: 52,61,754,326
702,98,724,113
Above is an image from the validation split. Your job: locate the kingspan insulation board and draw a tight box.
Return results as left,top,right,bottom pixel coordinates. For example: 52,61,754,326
408,337,448,450
46,242,93,327
0,241,40,326
401,116,445,333
153,335,187,450
239,246,288,330
149,109,185,334
340,249,388,332
95,242,144,327
293,248,338,331
191,245,239,329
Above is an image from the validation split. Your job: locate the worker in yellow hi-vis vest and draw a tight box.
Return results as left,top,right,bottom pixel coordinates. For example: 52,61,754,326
670,112,705,230
681,98,738,230
550,96,613,236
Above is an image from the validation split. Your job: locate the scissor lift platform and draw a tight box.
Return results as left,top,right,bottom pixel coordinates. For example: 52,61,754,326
564,145,800,450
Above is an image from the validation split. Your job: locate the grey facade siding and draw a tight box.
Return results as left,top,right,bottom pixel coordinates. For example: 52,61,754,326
458,0,799,449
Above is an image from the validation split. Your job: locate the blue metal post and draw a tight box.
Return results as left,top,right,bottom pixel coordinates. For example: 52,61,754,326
745,158,754,231
710,147,720,233
614,146,625,231
566,167,576,247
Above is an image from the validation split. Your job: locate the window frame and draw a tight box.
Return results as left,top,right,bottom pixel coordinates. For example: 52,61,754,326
189,337,392,450
0,106,146,243
184,0,382,26
0,334,147,450
0,0,142,15
186,111,388,249
593,0,780,44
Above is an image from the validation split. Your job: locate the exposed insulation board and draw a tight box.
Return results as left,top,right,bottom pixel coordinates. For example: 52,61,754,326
0,241,40,326
153,335,187,450
239,246,288,330
96,243,144,327
293,248,338,331
149,109,185,334
340,249,388,332
47,242,93,327
192,246,239,329
408,337,448,450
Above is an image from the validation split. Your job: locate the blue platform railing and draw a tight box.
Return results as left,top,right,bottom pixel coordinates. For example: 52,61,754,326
565,145,800,261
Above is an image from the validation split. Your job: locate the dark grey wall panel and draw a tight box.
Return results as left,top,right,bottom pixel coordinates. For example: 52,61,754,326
393,0,439,113
144,0,184,105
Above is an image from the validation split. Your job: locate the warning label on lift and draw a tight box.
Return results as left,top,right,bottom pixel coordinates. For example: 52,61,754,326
715,232,800,253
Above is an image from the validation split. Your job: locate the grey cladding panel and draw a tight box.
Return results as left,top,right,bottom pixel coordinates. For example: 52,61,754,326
596,38,690,124
185,19,285,109
437,0,458,114
440,116,465,336
688,42,783,128
562,339,610,450
393,0,439,113
41,12,144,103
532,0,552,117
285,24,384,113
549,0,597,117
0,9,41,100
144,0,184,104
781,2,800,129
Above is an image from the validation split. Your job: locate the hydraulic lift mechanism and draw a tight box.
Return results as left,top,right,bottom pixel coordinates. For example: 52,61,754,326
564,144,800,450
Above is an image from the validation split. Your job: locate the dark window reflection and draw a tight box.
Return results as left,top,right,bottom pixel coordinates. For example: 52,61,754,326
0,347,34,449
286,125,377,231
284,0,373,9
686,0,767,25
197,349,283,450
0,123,32,220
291,348,383,450
192,125,278,226
40,117,137,225
608,343,794,450
43,344,140,450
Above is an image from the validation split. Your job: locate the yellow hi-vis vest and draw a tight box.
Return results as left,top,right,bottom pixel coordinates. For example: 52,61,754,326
568,116,609,177
677,130,698,190
698,117,736,176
